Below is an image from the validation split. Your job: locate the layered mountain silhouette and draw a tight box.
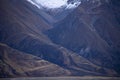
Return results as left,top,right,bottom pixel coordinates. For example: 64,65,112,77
0,0,120,77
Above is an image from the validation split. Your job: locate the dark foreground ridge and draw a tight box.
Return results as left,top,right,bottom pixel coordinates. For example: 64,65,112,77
1,77,120,80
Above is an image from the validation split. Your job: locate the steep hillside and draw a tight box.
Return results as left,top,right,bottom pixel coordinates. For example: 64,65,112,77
46,0,120,73
0,43,71,77
0,0,119,77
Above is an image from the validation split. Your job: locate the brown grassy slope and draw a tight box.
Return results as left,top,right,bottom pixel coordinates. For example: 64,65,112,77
0,43,71,77
0,0,118,77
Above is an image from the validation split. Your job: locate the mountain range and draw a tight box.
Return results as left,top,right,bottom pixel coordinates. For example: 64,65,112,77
0,0,120,77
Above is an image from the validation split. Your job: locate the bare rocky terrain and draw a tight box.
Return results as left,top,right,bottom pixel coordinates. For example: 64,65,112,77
0,0,120,78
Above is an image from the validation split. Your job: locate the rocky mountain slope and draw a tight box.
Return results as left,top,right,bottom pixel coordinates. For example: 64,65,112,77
0,43,71,77
0,0,120,77
46,0,120,74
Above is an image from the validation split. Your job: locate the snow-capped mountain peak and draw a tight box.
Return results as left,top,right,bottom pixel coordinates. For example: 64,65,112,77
27,0,81,9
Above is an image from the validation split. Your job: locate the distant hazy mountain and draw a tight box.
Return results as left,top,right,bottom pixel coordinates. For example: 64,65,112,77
0,0,120,77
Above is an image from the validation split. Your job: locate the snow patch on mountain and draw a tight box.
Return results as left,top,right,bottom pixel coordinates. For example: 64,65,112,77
66,1,81,9
27,0,41,8
27,0,81,9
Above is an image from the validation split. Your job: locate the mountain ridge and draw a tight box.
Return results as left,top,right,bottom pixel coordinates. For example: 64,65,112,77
0,0,120,77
